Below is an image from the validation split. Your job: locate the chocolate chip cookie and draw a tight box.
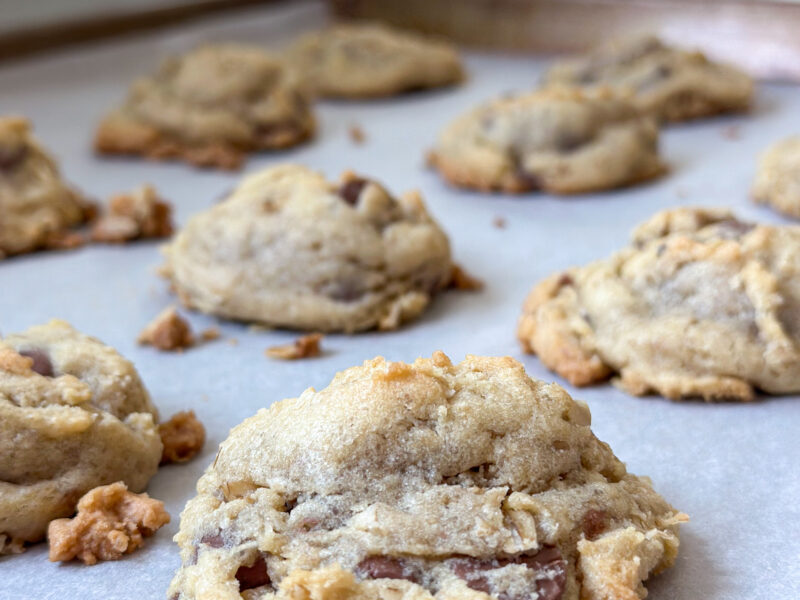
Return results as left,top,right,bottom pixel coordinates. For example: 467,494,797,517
95,45,315,170
752,137,800,219
168,352,685,600
0,320,162,554
543,36,753,122
286,23,464,98
429,86,664,194
0,117,91,258
518,207,800,401
163,164,452,332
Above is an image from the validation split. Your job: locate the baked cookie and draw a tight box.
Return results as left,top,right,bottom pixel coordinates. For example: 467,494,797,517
163,164,452,332
168,352,685,600
0,117,91,258
518,207,800,401
428,87,664,194
0,320,162,554
95,45,315,170
286,23,464,98
543,36,753,122
752,137,800,219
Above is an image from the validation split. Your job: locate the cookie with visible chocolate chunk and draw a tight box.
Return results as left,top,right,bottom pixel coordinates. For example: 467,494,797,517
95,45,315,170
286,23,464,98
168,352,685,600
752,136,800,219
429,86,664,194
518,207,800,401
163,164,452,332
0,320,162,554
543,36,753,122
0,117,92,258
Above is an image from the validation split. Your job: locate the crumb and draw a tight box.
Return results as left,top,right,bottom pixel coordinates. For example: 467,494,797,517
138,307,194,351
43,229,87,251
449,264,484,291
91,185,173,244
348,124,366,145
200,327,220,342
493,216,507,229
227,338,239,346
158,411,206,464
47,482,170,565
266,333,323,360
721,125,740,140
0,347,35,375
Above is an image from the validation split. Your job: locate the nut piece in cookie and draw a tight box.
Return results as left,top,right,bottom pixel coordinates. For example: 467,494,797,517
48,482,169,564
752,136,800,219
0,117,91,258
138,307,195,351
95,45,315,170
162,164,453,332
518,207,800,401
0,320,162,553
159,411,206,464
429,86,664,194
543,35,753,122
286,23,464,98
266,333,323,360
91,184,173,243
168,352,685,600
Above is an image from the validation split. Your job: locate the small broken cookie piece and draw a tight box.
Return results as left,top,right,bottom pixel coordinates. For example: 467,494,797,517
48,482,169,565
348,124,366,145
266,333,323,360
449,264,484,291
138,307,194,351
159,411,206,464
91,185,173,243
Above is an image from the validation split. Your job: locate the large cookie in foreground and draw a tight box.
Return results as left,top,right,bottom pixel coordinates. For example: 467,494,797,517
0,320,162,554
163,164,453,332
518,207,800,401
169,352,685,600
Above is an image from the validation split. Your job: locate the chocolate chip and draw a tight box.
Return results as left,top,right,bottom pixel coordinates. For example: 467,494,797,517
338,178,368,206
324,280,366,303
19,348,54,377
356,556,420,584
715,219,755,239
582,509,608,540
0,146,27,171
199,533,225,548
557,274,573,287
554,132,587,153
236,555,270,591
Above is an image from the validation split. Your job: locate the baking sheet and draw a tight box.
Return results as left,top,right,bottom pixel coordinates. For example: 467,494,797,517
1,1,799,598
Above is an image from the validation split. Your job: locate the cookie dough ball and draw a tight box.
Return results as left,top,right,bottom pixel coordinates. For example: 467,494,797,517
95,45,315,170
518,207,800,401
0,320,162,553
168,352,685,600
163,165,452,332
429,86,663,194
752,137,800,219
286,23,464,98
543,36,753,122
0,117,90,258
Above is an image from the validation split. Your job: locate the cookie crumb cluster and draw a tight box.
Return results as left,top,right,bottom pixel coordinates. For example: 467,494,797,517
91,185,173,243
158,411,206,464
266,333,323,360
47,482,170,565
138,307,194,351
450,264,484,291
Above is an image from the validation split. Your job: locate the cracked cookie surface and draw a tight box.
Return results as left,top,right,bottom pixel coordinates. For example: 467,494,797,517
518,207,800,401
163,164,452,332
752,136,800,219
95,45,315,170
168,352,684,600
0,117,90,258
286,23,464,98
0,320,162,553
543,36,753,122
429,86,663,194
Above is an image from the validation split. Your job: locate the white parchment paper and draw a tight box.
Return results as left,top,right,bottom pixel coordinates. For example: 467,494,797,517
1,2,798,598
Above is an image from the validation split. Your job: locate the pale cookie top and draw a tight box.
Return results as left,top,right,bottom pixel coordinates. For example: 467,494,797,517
0,320,162,552
163,164,452,333
429,86,664,194
543,36,753,122
95,45,315,169
0,117,88,257
286,23,464,98
169,353,684,600
518,207,800,401
752,136,800,219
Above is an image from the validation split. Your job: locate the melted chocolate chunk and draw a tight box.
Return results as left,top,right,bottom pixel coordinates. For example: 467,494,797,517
338,178,368,206
356,556,420,584
199,533,225,548
0,145,27,171
324,279,366,303
236,555,270,591
581,509,608,540
557,273,574,287
19,348,54,377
